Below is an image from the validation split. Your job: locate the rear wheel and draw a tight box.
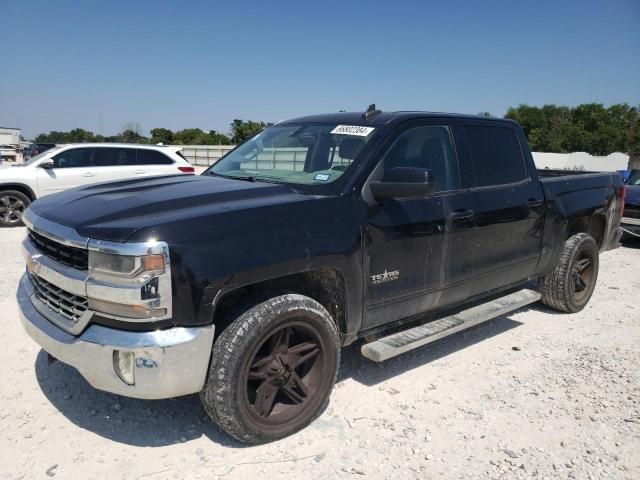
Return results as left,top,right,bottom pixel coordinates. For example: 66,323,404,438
539,233,599,313
0,190,30,227
200,294,340,444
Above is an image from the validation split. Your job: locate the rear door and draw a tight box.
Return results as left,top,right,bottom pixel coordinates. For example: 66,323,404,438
94,147,139,182
363,119,476,329
461,122,544,295
36,147,98,196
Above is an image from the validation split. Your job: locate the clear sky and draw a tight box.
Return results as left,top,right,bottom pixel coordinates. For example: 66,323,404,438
1,0,639,139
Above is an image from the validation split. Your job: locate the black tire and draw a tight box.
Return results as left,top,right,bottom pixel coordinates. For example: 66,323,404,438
0,190,31,227
200,294,340,444
539,233,599,313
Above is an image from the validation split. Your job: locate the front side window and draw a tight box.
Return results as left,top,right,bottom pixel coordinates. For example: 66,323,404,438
210,123,375,186
52,148,94,168
379,125,460,192
94,148,137,167
21,146,63,166
465,125,527,187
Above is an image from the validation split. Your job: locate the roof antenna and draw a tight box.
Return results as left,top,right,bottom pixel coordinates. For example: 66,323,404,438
363,103,382,120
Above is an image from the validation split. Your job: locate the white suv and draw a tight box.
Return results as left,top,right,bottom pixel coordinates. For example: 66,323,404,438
0,143,195,227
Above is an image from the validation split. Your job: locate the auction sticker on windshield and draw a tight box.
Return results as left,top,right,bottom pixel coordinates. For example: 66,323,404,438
331,125,375,136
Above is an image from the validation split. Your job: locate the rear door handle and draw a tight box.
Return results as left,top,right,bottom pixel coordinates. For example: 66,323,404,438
83,172,95,177
134,170,145,175
449,209,475,221
527,199,543,208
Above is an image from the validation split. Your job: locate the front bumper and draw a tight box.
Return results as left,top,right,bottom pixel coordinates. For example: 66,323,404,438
18,274,215,399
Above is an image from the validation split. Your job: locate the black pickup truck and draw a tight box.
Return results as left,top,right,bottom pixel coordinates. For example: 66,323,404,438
17,109,624,443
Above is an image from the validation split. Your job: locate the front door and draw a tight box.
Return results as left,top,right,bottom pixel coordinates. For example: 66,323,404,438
363,120,475,329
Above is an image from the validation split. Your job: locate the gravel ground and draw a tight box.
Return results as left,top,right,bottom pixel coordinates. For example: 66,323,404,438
1,226,638,480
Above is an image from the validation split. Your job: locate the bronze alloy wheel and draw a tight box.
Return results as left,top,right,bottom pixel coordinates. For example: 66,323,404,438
539,233,599,313
242,321,326,424
200,294,340,444
572,254,595,302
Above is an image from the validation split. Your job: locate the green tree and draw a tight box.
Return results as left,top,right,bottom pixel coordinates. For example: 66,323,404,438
505,103,640,155
205,130,232,145
150,128,174,145
173,128,207,145
119,129,148,144
230,119,267,143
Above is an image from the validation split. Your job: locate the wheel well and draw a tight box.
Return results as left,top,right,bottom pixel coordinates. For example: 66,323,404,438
212,269,347,340
0,184,36,201
567,214,606,248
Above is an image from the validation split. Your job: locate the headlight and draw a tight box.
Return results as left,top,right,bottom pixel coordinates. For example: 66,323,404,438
86,239,172,322
89,251,165,281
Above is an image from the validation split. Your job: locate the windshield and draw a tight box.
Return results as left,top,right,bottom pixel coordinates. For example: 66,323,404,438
208,123,375,186
20,146,63,166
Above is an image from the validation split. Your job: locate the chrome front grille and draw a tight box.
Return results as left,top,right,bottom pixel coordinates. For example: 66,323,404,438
28,229,88,270
30,273,89,323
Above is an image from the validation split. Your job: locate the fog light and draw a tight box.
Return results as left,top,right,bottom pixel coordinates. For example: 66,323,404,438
113,350,135,385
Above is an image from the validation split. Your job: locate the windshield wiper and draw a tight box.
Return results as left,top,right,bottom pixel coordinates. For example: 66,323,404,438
212,171,281,184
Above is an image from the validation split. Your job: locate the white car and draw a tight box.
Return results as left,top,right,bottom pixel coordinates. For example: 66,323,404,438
0,144,18,163
0,143,195,227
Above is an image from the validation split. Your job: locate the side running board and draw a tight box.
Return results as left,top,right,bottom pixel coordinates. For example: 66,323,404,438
361,289,541,362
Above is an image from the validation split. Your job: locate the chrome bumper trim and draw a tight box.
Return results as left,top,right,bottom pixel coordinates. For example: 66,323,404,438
621,216,640,226
18,274,215,400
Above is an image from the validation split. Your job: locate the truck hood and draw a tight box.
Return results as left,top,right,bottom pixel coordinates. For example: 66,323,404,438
29,174,305,242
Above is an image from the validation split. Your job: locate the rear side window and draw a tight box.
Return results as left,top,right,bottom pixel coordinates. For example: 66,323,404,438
52,148,94,168
465,125,527,187
137,149,173,165
95,148,137,167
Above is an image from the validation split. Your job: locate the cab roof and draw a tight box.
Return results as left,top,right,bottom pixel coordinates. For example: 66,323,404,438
280,110,517,127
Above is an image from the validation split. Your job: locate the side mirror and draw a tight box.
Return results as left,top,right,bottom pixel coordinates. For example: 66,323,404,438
369,167,436,201
40,159,54,169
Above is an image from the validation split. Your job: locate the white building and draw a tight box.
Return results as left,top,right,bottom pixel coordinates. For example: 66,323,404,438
0,127,21,146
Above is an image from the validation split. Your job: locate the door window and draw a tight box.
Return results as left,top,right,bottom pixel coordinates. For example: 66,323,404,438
137,149,174,165
380,125,460,192
52,148,94,168
94,148,137,167
464,125,527,187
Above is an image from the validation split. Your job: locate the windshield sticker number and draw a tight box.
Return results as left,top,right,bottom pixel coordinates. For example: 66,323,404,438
314,173,331,181
330,125,375,136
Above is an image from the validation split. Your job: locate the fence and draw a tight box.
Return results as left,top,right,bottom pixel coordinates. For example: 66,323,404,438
178,145,353,170
531,152,629,172
177,145,235,166
177,145,632,172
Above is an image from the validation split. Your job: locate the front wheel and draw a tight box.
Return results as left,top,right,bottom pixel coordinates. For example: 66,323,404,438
0,190,31,227
539,233,599,313
200,294,340,444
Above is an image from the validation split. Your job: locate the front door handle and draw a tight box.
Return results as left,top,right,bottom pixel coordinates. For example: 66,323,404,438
134,170,145,174
449,209,475,221
527,199,543,208
83,172,95,177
